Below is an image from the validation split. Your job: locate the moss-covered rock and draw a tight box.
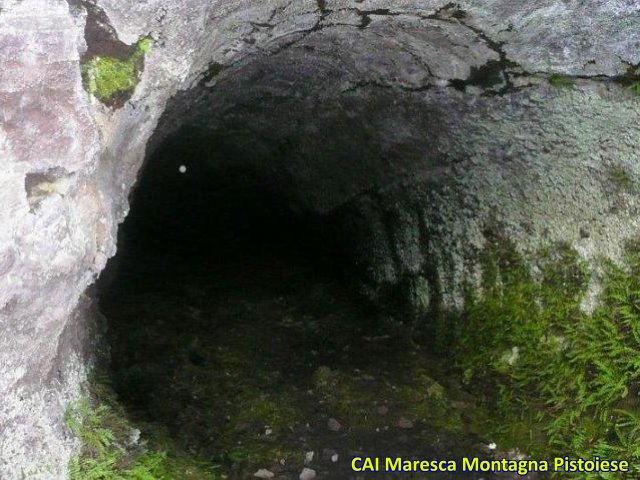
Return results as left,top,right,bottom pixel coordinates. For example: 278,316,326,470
81,38,152,105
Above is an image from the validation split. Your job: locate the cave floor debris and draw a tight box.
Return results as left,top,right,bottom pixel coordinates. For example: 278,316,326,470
100,254,514,480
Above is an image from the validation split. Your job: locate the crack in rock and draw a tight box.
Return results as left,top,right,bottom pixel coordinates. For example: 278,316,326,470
197,1,634,98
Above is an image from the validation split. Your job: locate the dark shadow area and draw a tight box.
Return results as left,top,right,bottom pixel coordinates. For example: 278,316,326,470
97,129,501,480
115,127,349,273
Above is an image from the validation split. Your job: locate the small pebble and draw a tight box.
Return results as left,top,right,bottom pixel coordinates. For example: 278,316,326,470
396,417,414,429
299,467,317,480
128,428,141,445
178,165,187,173
327,418,342,431
254,469,275,479
331,453,339,463
304,451,314,465
322,448,337,460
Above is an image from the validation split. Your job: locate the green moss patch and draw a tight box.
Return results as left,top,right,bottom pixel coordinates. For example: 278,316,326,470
82,37,152,105
312,362,470,434
548,74,575,89
628,81,640,95
607,165,635,193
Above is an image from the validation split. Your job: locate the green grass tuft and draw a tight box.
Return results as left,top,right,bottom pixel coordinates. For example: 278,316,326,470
65,377,221,480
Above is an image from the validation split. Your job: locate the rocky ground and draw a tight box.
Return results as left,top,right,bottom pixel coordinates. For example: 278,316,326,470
99,251,526,480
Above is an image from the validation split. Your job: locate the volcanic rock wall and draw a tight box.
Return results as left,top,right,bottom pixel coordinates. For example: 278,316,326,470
1,0,639,477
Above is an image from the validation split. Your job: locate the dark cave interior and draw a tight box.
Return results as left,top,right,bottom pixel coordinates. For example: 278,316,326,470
113,126,350,271
95,125,493,479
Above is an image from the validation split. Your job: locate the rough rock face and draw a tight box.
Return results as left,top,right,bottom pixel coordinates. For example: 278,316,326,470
0,0,639,477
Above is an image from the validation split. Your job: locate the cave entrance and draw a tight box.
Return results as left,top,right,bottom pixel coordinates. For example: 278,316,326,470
96,123,492,479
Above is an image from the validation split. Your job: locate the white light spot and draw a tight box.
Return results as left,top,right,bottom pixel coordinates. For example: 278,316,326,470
488,442,497,450
178,165,187,173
